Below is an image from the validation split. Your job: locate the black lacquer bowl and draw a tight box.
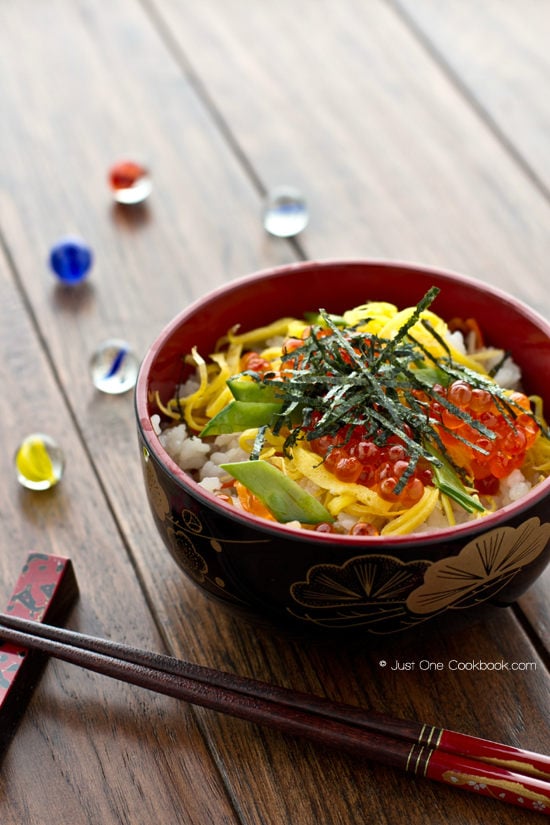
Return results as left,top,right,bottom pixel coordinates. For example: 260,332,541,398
135,260,550,636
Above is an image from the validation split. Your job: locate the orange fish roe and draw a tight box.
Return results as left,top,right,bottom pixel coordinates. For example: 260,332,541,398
304,379,540,507
240,351,272,372
427,382,539,495
308,421,433,508
314,520,380,536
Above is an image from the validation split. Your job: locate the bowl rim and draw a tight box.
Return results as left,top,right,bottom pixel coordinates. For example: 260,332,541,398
135,257,550,547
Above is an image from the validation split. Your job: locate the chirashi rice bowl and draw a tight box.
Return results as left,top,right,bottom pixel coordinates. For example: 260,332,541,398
150,286,550,538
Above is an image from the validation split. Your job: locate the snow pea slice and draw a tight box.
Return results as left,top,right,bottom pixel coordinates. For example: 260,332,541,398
227,377,283,403
200,401,282,436
220,460,334,524
430,451,485,513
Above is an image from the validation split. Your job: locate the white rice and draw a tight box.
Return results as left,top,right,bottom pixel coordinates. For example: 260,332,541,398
158,424,247,483
499,468,532,502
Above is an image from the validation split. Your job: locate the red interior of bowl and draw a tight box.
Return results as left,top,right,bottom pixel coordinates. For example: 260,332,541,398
136,260,550,542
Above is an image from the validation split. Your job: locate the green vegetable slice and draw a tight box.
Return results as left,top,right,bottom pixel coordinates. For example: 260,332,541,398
221,460,334,524
200,401,282,436
430,451,485,514
228,377,284,403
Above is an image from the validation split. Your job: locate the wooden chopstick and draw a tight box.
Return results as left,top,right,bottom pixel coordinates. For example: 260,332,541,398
1,611,547,781
1,613,549,816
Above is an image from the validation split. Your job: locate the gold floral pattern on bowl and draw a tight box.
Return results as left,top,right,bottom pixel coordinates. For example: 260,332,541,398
286,517,550,633
288,555,430,632
406,517,550,614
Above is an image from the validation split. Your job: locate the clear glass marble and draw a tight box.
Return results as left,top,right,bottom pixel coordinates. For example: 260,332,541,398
109,160,152,205
90,339,139,394
49,236,93,284
263,186,309,237
15,433,65,490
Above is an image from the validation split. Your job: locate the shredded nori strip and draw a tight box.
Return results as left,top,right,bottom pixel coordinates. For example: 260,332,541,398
234,288,546,499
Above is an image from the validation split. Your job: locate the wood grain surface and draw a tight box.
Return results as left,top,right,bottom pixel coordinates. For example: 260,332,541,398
1,2,548,823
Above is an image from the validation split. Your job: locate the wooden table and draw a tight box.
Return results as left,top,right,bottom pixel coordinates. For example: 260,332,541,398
1,2,549,822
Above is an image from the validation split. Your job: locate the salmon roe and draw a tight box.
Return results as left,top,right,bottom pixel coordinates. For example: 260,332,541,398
306,381,539,504
254,327,541,521
240,351,272,372
428,381,539,494
308,424,433,508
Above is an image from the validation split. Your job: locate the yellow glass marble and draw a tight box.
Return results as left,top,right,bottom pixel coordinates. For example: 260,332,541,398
15,433,65,490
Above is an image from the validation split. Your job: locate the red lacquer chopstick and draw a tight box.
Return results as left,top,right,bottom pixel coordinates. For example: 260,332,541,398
1,611,546,782
0,612,548,816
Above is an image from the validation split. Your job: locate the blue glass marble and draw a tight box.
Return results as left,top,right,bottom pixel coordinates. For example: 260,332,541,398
90,339,139,394
49,236,93,284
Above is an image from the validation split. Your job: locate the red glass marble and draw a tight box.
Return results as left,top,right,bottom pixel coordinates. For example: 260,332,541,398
108,160,152,204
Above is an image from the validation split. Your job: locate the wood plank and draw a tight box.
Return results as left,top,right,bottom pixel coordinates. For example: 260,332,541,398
164,605,550,824
0,258,236,823
151,0,550,316
393,0,550,196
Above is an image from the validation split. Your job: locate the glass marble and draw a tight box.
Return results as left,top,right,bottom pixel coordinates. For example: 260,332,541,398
263,186,309,237
90,339,139,394
49,236,93,284
109,160,152,205
15,433,65,491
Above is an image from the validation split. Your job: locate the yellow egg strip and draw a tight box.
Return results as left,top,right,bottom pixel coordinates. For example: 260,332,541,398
181,348,210,431
440,494,456,527
377,308,488,375
291,445,394,516
524,435,550,474
227,318,296,347
152,391,182,421
204,354,233,417
380,487,440,535
326,493,357,516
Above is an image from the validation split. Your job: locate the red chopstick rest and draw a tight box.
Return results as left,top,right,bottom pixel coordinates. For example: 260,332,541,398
0,553,78,756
